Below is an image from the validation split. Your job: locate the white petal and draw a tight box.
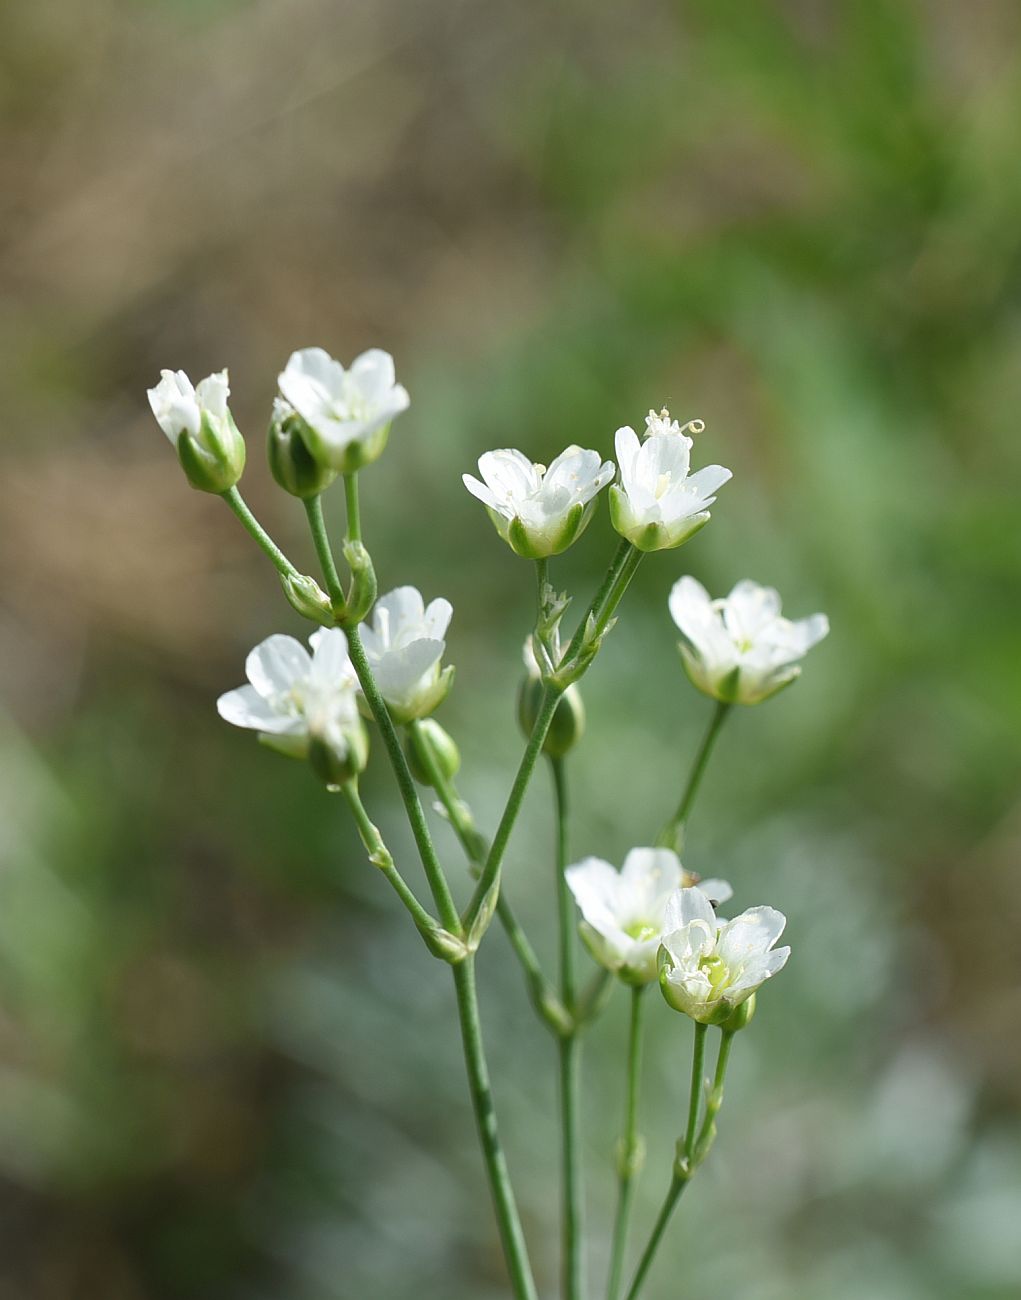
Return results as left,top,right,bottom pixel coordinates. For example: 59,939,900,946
349,348,396,401
307,628,353,691
371,587,426,646
372,639,444,702
217,685,302,734
662,885,718,935
565,858,622,933
194,369,230,417
668,575,713,637
684,463,731,501
717,906,787,966
694,877,733,905
423,597,453,641
463,473,503,514
245,635,311,700
614,426,642,492
790,612,829,653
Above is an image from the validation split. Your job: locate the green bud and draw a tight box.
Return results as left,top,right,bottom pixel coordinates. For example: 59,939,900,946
338,539,377,627
719,992,756,1033
517,676,585,757
405,719,462,787
281,572,336,626
268,400,337,498
308,716,369,788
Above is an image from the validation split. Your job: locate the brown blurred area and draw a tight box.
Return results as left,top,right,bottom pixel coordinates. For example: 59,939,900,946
2,2,1021,1298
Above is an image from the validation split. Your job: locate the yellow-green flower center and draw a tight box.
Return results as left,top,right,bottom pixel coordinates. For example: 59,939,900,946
624,920,658,942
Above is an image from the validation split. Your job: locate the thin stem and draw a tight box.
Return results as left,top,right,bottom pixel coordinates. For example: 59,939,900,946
462,685,563,931
606,985,646,1300
221,486,299,579
551,756,583,1300
621,1176,687,1300
693,1029,735,1164
339,781,442,943
684,1021,709,1160
304,495,346,607
410,721,564,1030
657,701,731,852
346,626,463,935
344,472,362,542
453,958,539,1300
560,539,633,665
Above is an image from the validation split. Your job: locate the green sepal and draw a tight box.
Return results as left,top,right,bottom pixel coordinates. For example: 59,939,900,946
281,572,336,626
268,410,337,498
517,676,585,757
307,718,369,788
177,415,246,494
339,539,377,626
405,718,462,787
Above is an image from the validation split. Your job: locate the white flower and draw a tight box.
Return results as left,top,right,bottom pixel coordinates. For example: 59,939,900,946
609,409,731,551
565,848,732,984
361,586,454,723
217,628,360,762
659,886,790,1023
277,346,409,472
669,576,829,705
463,446,615,558
147,368,245,493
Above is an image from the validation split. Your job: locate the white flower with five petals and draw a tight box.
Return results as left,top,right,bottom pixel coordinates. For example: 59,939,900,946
669,576,829,705
361,586,454,724
147,368,245,493
609,409,731,552
463,446,615,558
659,887,790,1023
565,848,732,985
217,628,360,762
277,347,409,472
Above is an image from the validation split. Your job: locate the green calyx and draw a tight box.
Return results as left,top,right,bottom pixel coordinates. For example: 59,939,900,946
406,718,462,787
268,407,338,498
517,676,585,757
176,409,246,494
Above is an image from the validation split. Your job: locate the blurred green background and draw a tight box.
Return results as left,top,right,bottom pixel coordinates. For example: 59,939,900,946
1,1,1020,1297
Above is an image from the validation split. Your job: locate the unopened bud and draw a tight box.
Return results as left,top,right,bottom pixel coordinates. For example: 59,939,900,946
268,399,338,498
406,719,461,787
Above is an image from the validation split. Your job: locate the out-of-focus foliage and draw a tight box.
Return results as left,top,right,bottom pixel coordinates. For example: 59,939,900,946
1,1,1019,1297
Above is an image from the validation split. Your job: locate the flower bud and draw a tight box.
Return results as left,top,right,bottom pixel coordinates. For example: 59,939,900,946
281,572,336,626
307,713,369,789
147,369,246,494
267,399,337,498
517,674,585,757
719,991,756,1033
405,718,462,787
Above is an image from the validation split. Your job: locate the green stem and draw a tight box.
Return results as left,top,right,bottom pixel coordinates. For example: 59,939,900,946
453,958,539,1300
560,539,633,664
221,486,299,579
621,1176,687,1300
462,685,563,932
344,472,362,542
657,701,731,853
304,495,346,607
692,1029,735,1165
684,1021,709,1160
409,722,565,1032
346,626,462,936
606,985,646,1300
551,756,583,1300
339,781,442,943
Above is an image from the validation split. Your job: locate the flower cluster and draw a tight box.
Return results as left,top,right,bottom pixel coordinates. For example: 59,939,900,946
147,336,831,1299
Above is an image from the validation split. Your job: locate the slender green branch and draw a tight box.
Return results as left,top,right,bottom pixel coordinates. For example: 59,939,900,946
462,685,563,932
551,756,583,1300
344,471,362,542
221,486,299,579
453,958,539,1300
693,1029,735,1165
339,780,443,944
621,1175,687,1300
304,495,346,607
657,701,731,853
346,626,462,936
684,1021,709,1161
560,539,633,665
622,1025,736,1299
409,721,566,1032
606,985,646,1300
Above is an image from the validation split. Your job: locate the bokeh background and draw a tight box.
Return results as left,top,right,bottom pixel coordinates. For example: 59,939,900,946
2,1,1020,1297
